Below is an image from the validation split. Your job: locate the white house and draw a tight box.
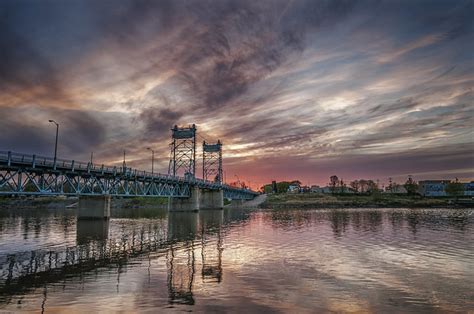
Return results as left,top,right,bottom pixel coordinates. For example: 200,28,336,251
288,184,300,193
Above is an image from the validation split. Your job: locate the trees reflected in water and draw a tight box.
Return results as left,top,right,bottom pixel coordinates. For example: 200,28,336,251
266,208,472,238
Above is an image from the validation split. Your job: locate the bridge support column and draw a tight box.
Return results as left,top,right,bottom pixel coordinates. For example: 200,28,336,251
78,195,111,219
168,186,200,212
200,189,224,210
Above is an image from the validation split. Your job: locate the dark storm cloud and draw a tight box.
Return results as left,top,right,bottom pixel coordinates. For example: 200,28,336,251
0,106,106,157
138,107,184,138
86,0,359,115
0,15,67,104
0,0,473,183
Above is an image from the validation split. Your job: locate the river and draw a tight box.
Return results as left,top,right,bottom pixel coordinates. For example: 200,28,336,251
0,207,472,312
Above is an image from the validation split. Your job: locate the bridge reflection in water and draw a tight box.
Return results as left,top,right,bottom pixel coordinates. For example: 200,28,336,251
0,208,250,307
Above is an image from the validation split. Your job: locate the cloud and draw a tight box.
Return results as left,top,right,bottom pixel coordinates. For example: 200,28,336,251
0,0,472,184
0,105,107,158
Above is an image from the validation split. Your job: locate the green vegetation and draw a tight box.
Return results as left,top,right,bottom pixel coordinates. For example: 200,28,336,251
403,177,419,195
262,181,301,194
120,197,168,208
263,193,450,209
445,181,465,198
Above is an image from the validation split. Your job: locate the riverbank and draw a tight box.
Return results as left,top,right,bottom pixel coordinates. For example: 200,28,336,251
261,193,472,209
0,196,168,210
0,195,262,210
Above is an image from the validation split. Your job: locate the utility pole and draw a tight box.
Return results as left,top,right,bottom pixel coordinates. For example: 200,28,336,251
48,120,59,168
90,152,93,164
147,147,155,175
123,150,126,173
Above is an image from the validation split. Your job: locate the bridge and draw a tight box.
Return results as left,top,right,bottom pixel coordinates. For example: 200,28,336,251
0,209,250,305
0,124,258,217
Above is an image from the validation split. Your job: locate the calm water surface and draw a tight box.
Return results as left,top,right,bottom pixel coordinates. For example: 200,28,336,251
0,207,473,313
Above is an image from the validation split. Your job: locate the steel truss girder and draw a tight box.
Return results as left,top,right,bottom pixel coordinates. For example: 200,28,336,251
0,150,258,199
0,169,191,197
222,187,255,200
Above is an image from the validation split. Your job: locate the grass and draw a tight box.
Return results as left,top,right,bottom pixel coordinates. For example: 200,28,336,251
264,193,450,208
120,197,168,208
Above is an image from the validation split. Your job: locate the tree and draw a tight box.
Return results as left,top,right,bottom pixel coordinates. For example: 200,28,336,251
329,175,339,194
339,178,346,193
350,180,360,193
359,179,369,193
263,185,272,194
445,180,464,199
290,180,302,186
391,182,402,193
367,180,378,194
404,176,419,195
387,177,393,192
277,181,290,194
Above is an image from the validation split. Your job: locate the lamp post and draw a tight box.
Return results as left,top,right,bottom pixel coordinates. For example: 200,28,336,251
48,120,59,167
234,174,241,187
147,147,155,175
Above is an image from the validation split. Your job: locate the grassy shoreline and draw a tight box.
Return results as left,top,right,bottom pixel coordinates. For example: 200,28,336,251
262,193,470,209
1,194,471,210
0,196,168,210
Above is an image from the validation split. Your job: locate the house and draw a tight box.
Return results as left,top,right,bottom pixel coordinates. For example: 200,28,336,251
287,184,300,193
320,186,332,194
464,182,474,196
310,185,321,193
340,186,355,194
300,186,311,193
418,180,450,197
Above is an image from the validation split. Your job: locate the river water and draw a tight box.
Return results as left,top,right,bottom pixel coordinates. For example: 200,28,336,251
0,207,472,313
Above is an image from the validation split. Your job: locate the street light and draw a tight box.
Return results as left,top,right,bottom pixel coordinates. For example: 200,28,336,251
147,147,155,175
48,120,59,167
234,174,241,187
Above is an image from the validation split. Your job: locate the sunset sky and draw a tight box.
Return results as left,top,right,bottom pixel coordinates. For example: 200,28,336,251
1,0,473,188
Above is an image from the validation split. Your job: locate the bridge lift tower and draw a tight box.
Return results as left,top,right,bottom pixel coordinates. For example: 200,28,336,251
202,140,222,183
168,124,197,178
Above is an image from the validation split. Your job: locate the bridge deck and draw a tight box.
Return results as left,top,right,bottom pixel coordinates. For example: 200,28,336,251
0,151,257,199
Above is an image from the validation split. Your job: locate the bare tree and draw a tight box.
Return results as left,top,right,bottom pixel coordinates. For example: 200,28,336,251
350,180,360,193
329,175,339,194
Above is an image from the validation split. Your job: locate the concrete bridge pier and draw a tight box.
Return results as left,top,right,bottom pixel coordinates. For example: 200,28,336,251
200,189,224,210
78,195,111,219
168,186,224,212
168,186,201,212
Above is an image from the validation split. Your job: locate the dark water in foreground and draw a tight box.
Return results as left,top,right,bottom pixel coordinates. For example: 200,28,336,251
0,207,473,313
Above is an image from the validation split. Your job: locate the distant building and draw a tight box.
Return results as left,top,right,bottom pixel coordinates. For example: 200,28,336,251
300,186,311,193
310,185,321,193
288,184,300,193
340,186,355,194
463,182,474,196
320,186,332,194
418,180,450,197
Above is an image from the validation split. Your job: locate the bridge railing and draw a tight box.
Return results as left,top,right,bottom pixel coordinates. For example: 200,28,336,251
0,151,258,196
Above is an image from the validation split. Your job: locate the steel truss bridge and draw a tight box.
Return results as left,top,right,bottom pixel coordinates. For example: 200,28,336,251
0,151,257,200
